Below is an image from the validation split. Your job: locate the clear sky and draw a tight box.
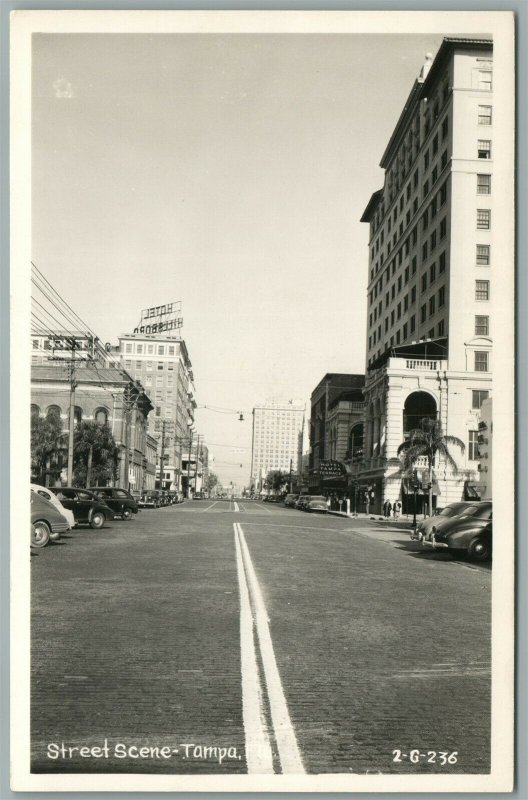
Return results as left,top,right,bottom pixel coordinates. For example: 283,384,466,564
32,32,444,487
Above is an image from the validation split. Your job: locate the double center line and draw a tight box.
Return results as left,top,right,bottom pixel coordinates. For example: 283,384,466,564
234,522,305,775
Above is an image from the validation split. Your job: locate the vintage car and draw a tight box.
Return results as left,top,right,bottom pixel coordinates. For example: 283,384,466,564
31,483,76,530
88,487,139,520
31,490,70,547
283,493,299,507
413,501,474,542
138,490,162,508
427,501,492,561
48,487,115,529
305,496,328,514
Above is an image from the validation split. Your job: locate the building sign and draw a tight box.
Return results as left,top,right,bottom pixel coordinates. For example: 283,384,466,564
319,460,348,479
134,301,183,334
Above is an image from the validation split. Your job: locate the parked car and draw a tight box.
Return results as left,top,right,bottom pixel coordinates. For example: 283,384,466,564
193,492,204,500
414,501,474,542
283,493,299,507
295,495,312,510
426,501,493,561
433,514,492,561
31,490,70,547
138,490,162,508
48,487,114,529
31,483,76,531
88,487,138,520
305,496,328,513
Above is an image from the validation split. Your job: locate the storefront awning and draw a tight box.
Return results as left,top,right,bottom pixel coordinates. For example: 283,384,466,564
464,481,481,501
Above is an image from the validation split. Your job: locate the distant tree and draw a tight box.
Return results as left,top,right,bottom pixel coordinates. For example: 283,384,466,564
31,413,63,484
206,472,219,493
397,418,465,515
72,421,119,487
264,469,289,493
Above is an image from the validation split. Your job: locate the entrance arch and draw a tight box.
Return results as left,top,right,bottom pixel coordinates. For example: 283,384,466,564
403,391,437,436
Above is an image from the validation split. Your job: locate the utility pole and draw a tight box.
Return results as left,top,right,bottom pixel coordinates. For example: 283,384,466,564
159,419,168,490
194,434,200,494
289,457,293,493
187,428,194,498
66,340,78,485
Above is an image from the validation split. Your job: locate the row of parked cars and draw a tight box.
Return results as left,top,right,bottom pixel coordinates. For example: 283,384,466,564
30,484,139,548
138,489,184,508
283,494,329,513
413,500,492,562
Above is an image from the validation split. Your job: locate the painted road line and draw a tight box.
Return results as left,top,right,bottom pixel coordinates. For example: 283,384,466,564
202,501,219,513
233,524,274,774
234,501,240,513
237,523,305,774
254,502,272,514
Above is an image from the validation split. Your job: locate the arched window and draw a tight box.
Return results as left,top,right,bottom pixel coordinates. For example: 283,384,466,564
30,404,40,419
403,392,437,436
46,405,61,420
348,423,364,463
74,406,83,428
94,407,109,426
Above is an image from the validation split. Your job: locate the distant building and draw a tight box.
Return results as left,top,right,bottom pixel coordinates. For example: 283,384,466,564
308,374,365,493
31,362,153,490
358,38,494,512
112,333,196,492
250,401,305,491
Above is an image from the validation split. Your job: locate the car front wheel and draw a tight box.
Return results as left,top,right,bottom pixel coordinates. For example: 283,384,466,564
90,511,106,529
467,536,491,562
122,507,132,521
32,521,51,548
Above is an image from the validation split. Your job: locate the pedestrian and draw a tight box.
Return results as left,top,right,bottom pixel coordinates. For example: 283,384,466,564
383,500,390,518
393,500,402,519
386,500,392,519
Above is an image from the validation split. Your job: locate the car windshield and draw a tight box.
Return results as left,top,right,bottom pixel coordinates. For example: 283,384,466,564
439,505,465,517
310,496,326,502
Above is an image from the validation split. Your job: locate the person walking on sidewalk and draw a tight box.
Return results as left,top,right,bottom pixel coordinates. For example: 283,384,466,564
393,500,402,519
385,500,392,519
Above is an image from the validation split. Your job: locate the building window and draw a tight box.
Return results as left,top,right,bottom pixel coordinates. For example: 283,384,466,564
423,180,429,198
158,345,165,355
147,344,154,354
440,182,447,205
432,166,438,185
424,151,429,170
439,251,446,273
438,286,445,306
420,304,427,323
437,319,445,336
472,389,489,409
125,343,133,354
476,244,490,265
412,256,417,274
468,430,480,460
439,218,447,239
476,280,490,301
475,315,489,335
430,230,437,251
477,209,491,229
441,115,449,139
146,361,153,371
478,105,492,125
421,274,427,292
474,351,489,372
478,140,491,159
477,174,491,194
430,262,437,283
429,296,436,315
157,361,164,370
478,70,492,91
403,322,408,339
411,286,417,303
396,330,401,344
95,408,108,426
410,314,416,333
136,344,143,354
422,242,428,261
432,133,439,155
431,196,437,218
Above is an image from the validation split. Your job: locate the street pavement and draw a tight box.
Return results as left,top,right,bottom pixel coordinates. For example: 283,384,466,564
31,499,491,775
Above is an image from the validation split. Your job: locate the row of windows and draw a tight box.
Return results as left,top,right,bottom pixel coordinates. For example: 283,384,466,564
30,404,109,425
124,342,178,357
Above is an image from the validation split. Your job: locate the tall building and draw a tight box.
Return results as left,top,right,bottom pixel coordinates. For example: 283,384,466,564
250,401,305,491
358,38,494,513
114,332,196,491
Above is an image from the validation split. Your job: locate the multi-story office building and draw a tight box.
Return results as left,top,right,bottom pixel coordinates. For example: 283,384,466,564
113,333,196,491
250,401,305,491
359,38,494,513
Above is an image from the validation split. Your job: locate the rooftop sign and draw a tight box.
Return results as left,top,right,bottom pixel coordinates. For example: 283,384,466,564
134,301,183,334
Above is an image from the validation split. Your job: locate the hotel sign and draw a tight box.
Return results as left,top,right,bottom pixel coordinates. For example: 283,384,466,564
134,301,183,334
319,460,348,479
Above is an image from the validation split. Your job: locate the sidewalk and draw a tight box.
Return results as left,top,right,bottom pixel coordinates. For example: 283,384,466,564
327,509,415,530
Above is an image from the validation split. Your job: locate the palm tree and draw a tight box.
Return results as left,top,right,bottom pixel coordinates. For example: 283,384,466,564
73,421,119,487
397,418,465,516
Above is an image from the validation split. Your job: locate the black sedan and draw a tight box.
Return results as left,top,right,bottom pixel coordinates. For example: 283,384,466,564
88,487,138,520
49,487,115,529
430,502,492,561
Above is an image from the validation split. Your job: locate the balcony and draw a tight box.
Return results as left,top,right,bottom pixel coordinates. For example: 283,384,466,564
404,359,440,371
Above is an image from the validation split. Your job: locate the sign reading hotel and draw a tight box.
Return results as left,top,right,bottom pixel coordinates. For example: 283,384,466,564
319,460,348,479
134,301,183,334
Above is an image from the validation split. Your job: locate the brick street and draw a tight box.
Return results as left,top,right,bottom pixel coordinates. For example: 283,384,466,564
31,500,491,775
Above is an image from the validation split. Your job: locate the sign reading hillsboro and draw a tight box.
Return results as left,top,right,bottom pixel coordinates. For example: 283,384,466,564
134,301,183,334
319,460,348,479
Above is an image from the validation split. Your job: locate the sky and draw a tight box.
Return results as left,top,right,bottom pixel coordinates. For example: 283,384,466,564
32,32,444,487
